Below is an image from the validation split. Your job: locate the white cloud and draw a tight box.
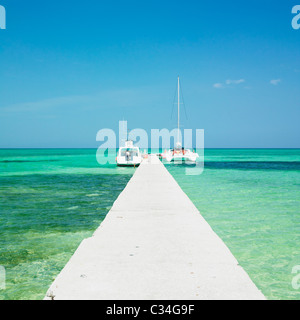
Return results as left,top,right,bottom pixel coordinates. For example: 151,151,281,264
213,83,224,89
270,79,281,86
213,79,245,89
225,79,245,85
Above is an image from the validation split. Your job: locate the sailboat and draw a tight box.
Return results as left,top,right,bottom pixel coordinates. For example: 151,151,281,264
163,77,199,163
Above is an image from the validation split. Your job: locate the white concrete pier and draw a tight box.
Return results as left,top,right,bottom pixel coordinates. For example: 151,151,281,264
45,155,265,300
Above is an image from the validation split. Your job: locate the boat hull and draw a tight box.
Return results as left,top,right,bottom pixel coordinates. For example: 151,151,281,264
171,157,197,164
117,163,140,167
164,151,199,163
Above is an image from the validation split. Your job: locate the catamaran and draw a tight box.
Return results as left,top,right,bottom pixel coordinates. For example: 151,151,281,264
162,77,199,163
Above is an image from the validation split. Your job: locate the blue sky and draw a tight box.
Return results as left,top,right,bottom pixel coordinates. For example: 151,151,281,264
0,0,299,148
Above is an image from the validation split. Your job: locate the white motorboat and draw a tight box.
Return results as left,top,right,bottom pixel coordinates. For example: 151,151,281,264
116,140,142,167
164,77,199,164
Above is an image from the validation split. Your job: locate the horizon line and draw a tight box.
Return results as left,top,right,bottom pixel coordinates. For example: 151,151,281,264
0,147,300,150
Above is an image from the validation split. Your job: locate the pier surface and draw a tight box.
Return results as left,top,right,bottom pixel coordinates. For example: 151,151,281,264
45,155,265,300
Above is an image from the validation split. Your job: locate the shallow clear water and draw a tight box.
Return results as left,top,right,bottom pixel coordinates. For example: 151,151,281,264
165,149,300,300
0,149,134,300
0,149,299,300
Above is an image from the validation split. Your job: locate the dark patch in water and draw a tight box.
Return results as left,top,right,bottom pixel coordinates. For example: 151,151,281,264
204,161,300,171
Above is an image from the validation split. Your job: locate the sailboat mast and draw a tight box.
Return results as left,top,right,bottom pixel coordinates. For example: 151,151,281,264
177,76,180,144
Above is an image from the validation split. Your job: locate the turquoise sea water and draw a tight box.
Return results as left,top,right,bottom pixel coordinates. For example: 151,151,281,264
0,148,299,300
165,149,300,300
0,149,134,300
